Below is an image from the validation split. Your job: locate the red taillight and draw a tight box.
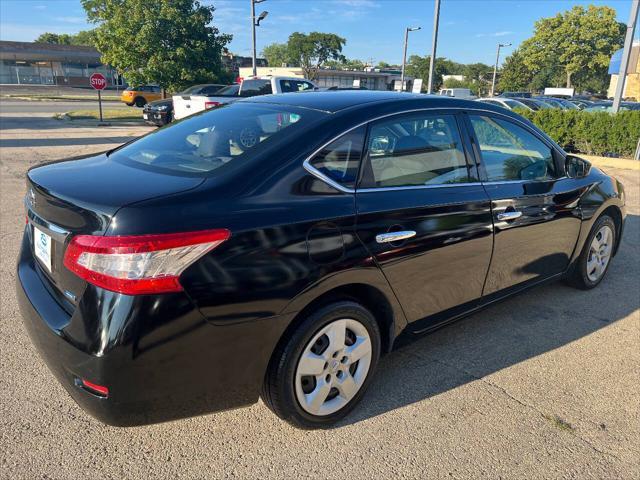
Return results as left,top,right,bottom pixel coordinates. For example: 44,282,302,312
204,101,220,109
63,229,230,295
81,379,109,397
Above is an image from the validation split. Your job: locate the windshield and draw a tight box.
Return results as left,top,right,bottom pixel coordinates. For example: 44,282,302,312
215,84,240,96
110,102,324,175
180,85,206,95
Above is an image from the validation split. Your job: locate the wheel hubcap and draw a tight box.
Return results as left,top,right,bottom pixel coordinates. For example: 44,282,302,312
586,225,613,282
294,318,372,416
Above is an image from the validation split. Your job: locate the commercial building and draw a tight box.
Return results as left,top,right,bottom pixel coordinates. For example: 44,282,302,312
238,66,413,91
607,41,640,100
0,40,123,87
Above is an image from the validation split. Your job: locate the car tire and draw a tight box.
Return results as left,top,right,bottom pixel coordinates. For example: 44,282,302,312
566,214,616,290
125,102,134,107
262,301,381,429
134,97,146,108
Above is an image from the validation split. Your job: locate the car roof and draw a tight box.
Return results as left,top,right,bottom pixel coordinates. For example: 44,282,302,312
241,90,484,114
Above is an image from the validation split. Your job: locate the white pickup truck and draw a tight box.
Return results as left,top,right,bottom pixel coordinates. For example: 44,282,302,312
173,76,317,120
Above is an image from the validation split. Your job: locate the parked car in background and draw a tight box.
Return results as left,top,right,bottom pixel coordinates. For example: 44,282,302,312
476,97,532,111
173,76,317,120
534,97,578,110
439,88,476,99
584,101,640,113
120,85,162,107
511,97,554,110
499,91,532,98
143,98,173,126
18,91,625,429
567,99,595,110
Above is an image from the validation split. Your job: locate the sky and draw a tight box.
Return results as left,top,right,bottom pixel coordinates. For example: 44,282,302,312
1,0,639,66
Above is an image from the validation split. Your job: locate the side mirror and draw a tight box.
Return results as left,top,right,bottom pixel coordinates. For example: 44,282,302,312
565,155,591,178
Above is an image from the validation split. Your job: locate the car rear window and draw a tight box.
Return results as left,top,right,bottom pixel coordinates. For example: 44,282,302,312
240,80,272,97
110,103,324,175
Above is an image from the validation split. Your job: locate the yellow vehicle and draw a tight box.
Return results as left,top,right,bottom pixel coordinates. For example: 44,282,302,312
121,85,162,107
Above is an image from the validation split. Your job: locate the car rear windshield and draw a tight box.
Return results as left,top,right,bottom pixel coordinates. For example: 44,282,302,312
110,102,324,175
214,84,240,96
241,79,272,97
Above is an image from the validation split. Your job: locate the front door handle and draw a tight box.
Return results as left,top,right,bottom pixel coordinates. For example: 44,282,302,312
497,211,523,221
376,231,416,244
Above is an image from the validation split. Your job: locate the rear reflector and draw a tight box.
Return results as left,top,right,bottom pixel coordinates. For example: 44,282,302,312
80,379,109,397
63,229,230,295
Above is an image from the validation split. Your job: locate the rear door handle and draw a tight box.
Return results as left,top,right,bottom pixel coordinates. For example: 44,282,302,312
497,211,523,221
376,231,416,244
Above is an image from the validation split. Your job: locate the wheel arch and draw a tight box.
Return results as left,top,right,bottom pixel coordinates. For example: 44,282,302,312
280,282,404,355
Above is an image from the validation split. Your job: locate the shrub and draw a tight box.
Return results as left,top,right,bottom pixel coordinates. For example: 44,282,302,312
514,108,640,158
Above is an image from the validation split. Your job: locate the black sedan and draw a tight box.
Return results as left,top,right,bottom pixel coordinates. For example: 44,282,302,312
142,98,173,126
17,91,626,429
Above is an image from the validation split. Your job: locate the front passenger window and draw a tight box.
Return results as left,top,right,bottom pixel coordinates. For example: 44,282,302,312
363,113,473,187
469,115,557,182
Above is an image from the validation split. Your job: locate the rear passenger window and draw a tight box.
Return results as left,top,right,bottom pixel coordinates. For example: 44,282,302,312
363,113,473,187
280,80,315,92
469,115,557,181
240,80,273,96
308,126,365,188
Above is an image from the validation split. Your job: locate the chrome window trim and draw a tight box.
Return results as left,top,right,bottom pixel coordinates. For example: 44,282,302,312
302,106,561,194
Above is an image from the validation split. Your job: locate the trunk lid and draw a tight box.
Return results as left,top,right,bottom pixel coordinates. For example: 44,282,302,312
26,153,204,306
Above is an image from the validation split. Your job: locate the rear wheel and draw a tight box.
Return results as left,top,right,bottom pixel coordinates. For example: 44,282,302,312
262,301,380,429
134,97,146,107
566,214,616,289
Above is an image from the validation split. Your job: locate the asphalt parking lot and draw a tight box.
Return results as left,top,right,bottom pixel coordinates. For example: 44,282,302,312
1,100,638,479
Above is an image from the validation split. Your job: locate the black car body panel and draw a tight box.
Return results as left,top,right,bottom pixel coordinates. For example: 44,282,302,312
17,91,626,426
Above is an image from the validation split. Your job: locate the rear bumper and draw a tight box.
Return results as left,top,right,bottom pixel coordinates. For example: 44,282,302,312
16,232,293,426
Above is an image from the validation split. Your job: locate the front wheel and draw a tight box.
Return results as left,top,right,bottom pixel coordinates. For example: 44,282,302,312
262,301,381,429
566,214,616,289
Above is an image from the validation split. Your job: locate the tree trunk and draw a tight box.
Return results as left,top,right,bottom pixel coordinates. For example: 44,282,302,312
566,71,572,88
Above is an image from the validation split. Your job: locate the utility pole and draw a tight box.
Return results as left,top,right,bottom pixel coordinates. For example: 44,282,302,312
612,0,639,113
401,26,421,91
251,0,268,77
491,42,511,97
427,0,441,94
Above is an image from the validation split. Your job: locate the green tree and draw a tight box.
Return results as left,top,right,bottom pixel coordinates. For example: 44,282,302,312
498,49,533,92
262,42,290,67
519,5,624,90
82,0,232,92
35,31,96,46
286,32,346,80
405,55,463,91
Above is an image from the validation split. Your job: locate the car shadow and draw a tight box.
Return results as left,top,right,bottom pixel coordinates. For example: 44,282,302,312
340,213,639,427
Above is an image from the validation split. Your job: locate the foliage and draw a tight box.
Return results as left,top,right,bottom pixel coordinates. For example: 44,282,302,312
515,108,640,157
262,43,290,68
262,32,346,79
286,32,346,80
35,30,96,46
82,0,232,92
506,5,625,93
324,58,367,70
406,55,491,93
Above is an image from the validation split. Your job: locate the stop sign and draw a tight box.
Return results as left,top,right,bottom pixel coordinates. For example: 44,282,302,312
90,73,107,90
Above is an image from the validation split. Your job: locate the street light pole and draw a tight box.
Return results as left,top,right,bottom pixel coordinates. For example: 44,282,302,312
612,0,639,113
251,0,267,77
491,42,511,96
401,26,421,91
427,0,441,94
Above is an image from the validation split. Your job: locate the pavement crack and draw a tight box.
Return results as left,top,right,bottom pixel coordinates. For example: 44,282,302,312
422,356,621,462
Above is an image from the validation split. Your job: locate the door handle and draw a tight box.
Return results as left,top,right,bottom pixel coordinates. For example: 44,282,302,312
376,231,416,244
497,211,523,221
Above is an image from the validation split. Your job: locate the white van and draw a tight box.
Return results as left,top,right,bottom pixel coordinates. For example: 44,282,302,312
439,88,477,100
